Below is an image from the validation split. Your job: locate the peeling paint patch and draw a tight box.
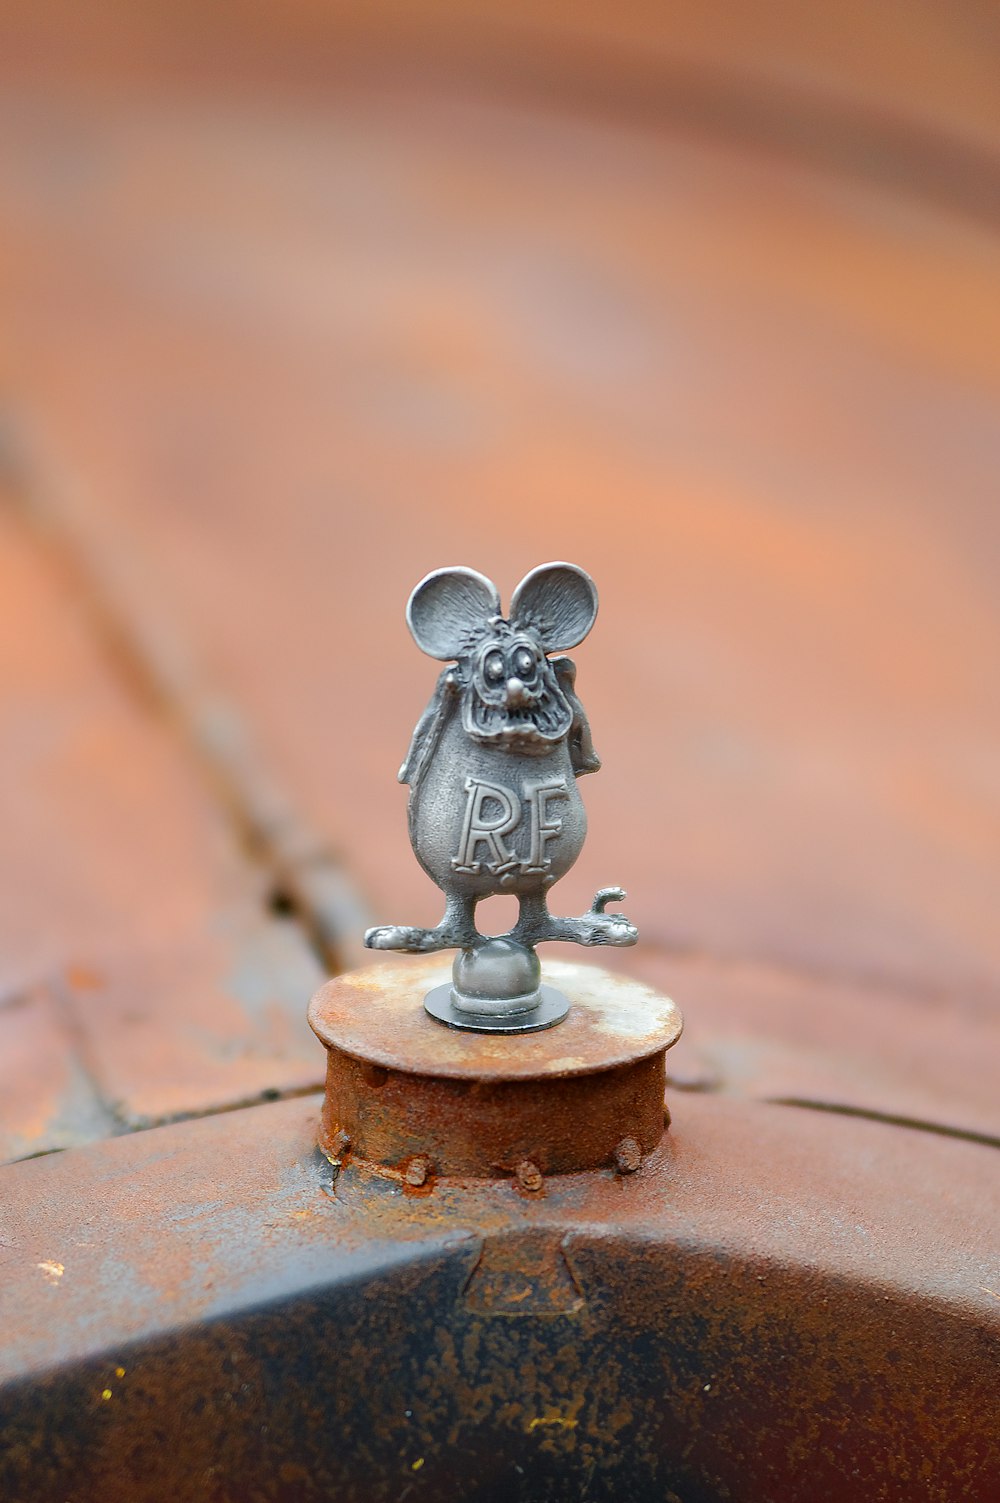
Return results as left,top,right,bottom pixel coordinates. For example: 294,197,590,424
526,1412,578,1431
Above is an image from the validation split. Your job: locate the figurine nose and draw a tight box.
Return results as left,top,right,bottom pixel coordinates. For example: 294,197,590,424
506,676,529,707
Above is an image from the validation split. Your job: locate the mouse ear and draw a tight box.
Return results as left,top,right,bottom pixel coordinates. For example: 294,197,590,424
406,567,501,659
510,562,598,651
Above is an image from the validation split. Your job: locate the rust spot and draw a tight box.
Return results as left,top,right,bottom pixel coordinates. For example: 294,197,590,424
614,1137,642,1174
404,1155,432,1188
515,1160,543,1193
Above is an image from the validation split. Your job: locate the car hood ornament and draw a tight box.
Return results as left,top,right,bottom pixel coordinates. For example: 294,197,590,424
365,561,637,1031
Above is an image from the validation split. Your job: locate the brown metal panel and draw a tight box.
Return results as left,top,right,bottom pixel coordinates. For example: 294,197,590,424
0,499,324,1161
0,67,996,1142
632,950,1000,1144
0,985,115,1162
1,1092,997,1500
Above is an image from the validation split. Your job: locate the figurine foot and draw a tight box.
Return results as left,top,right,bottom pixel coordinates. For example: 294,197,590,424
514,887,638,949
365,924,457,954
550,911,639,947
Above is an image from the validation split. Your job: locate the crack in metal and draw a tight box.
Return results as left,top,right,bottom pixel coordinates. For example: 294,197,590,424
0,415,372,978
766,1097,1000,1152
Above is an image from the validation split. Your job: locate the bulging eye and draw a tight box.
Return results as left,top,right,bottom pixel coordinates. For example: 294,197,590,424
484,650,505,683
513,647,535,678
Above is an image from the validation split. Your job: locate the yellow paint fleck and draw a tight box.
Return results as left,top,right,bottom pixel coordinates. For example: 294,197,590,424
411,1458,424,1471
115,1367,126,1378
37,1261,64,1284
101,1390,113,1402
526,1414,578,1432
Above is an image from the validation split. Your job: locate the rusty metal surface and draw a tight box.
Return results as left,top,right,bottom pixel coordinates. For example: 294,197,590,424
1,71,998,1003
1,1092,997,1500
0,480,326,1162
2,87,994,1011
0,45,995,1156
0,9,998,1493
634,949,1000,1145
320,1050,668,1179
310,956,682,1079
4,1,1000,226
311,959,680,1175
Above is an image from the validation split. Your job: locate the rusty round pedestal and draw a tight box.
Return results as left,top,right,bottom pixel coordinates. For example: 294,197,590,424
308,955,682,1180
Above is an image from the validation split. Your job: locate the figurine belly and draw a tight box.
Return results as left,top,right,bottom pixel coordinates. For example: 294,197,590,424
410,720,586,899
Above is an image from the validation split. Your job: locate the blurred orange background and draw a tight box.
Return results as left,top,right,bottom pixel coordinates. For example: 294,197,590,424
1,1,998,1157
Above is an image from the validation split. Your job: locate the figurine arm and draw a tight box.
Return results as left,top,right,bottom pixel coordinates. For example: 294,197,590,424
552,655,601,776
398,666,461,788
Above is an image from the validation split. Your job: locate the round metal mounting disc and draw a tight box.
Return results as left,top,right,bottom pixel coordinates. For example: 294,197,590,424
423,982,570,1034
308,955,682,1178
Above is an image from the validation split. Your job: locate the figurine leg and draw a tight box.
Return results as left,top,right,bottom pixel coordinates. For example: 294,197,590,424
365,893,478,954
514,887,638,949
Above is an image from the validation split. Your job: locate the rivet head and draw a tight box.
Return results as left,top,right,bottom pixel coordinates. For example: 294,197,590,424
404,1155,432,1187
614,1137,643,1174
515,1160,544,1192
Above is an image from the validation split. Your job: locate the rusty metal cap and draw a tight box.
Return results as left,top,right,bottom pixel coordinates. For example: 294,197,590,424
308,955,682,1179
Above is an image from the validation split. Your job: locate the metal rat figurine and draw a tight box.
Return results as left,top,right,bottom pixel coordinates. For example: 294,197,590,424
365,562,637,1032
